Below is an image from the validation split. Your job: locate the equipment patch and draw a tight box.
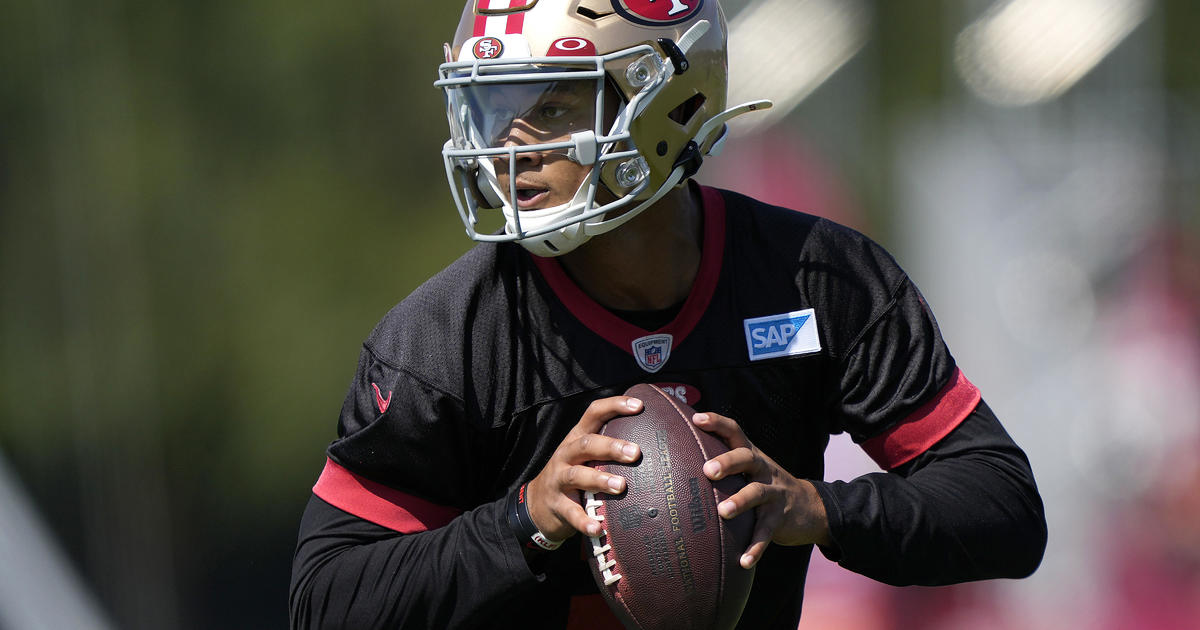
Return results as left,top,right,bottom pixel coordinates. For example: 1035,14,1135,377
632,333,673,373
612,0,703,26
743,308,820,361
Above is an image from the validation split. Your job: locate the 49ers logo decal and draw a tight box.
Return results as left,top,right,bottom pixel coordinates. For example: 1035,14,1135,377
472,36,505,59
612,0,703,26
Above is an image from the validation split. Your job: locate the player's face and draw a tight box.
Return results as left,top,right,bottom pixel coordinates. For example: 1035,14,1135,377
465,80,598,210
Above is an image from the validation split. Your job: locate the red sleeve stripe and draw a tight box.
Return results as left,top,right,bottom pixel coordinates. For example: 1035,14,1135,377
861,368,981,470
312,458,462,533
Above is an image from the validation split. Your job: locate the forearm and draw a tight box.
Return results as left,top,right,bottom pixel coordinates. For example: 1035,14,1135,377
289,493,537,630
813,401,1047,586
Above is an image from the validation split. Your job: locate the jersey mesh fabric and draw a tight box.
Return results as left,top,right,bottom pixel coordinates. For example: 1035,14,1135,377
297,184,1009,630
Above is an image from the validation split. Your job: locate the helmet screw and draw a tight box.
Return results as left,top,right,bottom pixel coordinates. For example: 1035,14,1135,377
615,157,650,188
656,141,668,156
626,54,663,88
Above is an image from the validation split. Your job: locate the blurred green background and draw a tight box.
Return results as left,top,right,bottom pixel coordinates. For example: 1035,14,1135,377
1,1,471,627
1,1,1197,629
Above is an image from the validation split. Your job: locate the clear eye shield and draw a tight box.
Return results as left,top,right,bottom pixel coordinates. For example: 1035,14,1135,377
453,79,599,151
442,65,619,190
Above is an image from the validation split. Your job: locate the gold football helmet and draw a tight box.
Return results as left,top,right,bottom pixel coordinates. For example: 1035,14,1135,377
436,0,770,256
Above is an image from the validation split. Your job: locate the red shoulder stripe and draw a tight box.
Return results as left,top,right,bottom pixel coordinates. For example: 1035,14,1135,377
861,368,981,470
312,458,462,533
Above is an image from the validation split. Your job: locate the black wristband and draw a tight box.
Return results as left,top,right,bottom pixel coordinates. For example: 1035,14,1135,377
507,483,563,551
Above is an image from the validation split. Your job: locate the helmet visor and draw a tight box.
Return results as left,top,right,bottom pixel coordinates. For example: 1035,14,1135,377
446,77,600,151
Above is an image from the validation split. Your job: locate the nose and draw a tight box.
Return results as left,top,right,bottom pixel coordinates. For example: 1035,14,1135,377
500,131,544,166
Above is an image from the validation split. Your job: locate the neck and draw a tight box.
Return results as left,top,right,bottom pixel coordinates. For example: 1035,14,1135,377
558,183,704,311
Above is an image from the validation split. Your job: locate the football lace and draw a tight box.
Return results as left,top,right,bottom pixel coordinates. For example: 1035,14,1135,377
583,492,622,586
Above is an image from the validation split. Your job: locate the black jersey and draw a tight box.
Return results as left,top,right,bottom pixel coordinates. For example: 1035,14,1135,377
290,186,1046,629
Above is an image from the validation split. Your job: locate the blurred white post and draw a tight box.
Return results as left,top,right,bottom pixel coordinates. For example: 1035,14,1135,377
725,0,870,137
894,2,1174,626
0,453,117,630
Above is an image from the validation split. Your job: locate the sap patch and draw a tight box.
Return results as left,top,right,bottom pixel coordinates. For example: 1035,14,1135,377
743,308,821,361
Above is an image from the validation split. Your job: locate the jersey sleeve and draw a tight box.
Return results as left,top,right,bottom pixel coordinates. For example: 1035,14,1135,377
289,345,538,629
831,275,979,470
812,400,1047,585
321,344,491,511
805,223,1045,585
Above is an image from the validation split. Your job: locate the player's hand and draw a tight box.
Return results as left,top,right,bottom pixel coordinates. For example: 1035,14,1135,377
525,396,644,541
692,411,832,569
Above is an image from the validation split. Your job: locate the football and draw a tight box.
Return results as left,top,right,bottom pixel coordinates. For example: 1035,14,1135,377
584,383,755,630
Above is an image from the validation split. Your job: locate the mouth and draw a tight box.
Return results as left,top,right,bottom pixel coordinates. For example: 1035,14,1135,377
514,186,550,209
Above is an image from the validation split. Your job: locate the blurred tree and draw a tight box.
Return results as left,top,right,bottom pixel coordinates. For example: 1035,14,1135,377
2,0,465,628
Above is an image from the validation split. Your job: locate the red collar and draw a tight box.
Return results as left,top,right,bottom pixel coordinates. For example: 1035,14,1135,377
531,186,726,355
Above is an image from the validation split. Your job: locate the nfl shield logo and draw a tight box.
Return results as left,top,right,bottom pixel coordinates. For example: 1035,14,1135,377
632,333,673,374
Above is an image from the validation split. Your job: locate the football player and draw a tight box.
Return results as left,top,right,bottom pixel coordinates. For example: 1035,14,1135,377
290,1,1047,628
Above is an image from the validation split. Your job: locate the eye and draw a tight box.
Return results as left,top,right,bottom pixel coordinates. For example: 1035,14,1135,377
539,103,570,120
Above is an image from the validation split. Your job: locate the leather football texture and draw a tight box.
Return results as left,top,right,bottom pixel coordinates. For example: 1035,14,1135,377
584,383,756,630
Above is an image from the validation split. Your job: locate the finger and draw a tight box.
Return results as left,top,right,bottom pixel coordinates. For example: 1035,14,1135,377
717,481,770,520
692,412,751,449
740,510,779,569
702,446,761,481
564,432,641,465
570,396,644,438
558,464,628,495
552,494,606,538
